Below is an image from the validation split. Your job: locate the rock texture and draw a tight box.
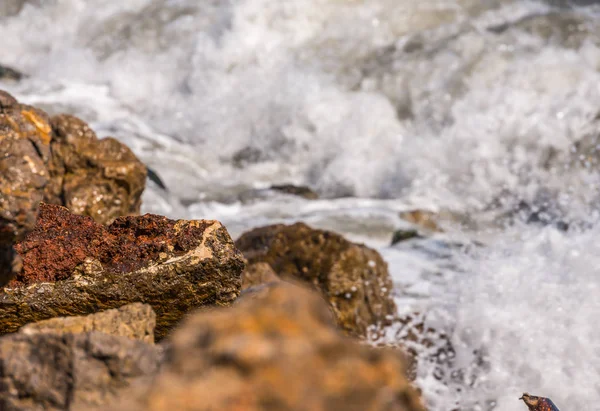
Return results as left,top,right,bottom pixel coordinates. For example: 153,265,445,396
0,204,244,339
20,303,156,344
235,223,397,337
0,91,146,285
0,331,161,410
124,283,425,411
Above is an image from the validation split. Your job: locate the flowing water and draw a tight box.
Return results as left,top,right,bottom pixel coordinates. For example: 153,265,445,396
2,0,600,409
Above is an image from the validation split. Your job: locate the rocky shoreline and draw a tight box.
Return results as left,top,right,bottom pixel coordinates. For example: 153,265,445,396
0,91,428,410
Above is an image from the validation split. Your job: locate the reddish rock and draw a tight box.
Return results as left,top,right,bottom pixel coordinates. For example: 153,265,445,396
119,283,425,411
235,223,397,337
1,204,244,339
12,203,211,285
0,91,147,285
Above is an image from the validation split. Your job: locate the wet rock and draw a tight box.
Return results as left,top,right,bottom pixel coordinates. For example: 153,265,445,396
269,183,319,199
241,261,281,290
520,393,561,411
391,229,422,245
20,303,156,344
235,222,397,337
121,283,425,411
1,203,244,339
146,166,168,191
0,64,25,82
0,331,161,410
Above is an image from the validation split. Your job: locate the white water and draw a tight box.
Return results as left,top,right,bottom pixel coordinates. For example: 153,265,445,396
3,0,600,409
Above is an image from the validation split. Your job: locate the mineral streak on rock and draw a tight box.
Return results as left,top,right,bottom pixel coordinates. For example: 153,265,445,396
236,222,397,337
1,204,244,339
122,283,425,411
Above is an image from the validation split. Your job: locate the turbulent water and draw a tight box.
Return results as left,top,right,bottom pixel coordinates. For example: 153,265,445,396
3,0,600,409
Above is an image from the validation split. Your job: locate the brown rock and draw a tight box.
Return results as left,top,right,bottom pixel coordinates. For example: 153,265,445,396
1,204,244,339
20,303,156,344
49,114,146,224
241,261,281,290
0,331,161,410
235,223,397,337
124,283,425,411
0,91,147,285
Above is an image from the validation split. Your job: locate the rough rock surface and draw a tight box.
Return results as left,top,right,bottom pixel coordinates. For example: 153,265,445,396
20,303,156,344
1,204,244,339
48,114,146,224
123,283,425,411
241,262,281,290
0,91,146,285
0,331,161,411
235,223,397,337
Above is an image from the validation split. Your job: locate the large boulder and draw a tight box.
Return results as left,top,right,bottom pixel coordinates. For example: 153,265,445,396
121,283,425,411
235,223,397,337
20,303,156,344
0,91,146,285
0,331,161,410
0,203,244,339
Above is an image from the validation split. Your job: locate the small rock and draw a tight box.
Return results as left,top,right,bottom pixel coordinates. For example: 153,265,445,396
520,393,561,411
235,222,397,337
120,283,425,411
20,303,156,344
0,64,24,82
270,183,319,199
0,331,161,410
391,229,422,245
1,203,244,339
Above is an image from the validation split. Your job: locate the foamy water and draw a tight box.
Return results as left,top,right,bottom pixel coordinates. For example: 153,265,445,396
3,0,600,409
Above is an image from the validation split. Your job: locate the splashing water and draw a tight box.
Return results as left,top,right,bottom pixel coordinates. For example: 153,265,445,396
3,0,600,409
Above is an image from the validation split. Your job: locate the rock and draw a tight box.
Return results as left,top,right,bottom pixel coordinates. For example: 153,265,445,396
20,303,156,344
235,222,397,337
269,184,319,199
241,262,281,290
391,229,422,245
122,283,425,411
0,331,161,410
0,91,147,285
0,64,25,82
49,114,147,225
1,203,244,339
399,210,442,232
520,393,561,411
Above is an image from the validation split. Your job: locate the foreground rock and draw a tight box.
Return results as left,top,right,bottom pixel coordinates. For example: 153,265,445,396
235,223,397,337
1,203,244,339
122,283,425,411
20,303,156,344
0,331,161,410
0,91,146,284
